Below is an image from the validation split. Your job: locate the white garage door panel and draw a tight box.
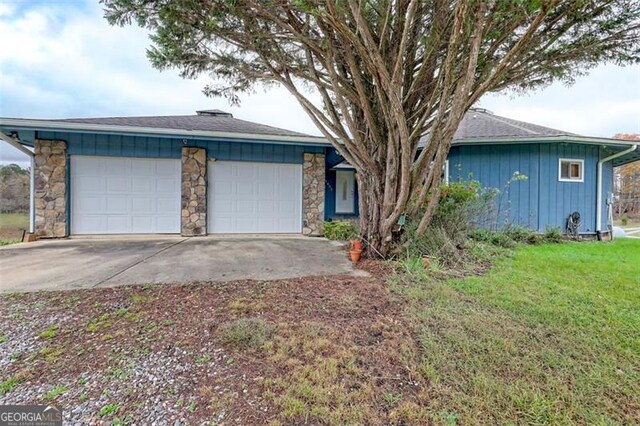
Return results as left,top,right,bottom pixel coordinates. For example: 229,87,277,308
71,156,181,234
208,161,302,233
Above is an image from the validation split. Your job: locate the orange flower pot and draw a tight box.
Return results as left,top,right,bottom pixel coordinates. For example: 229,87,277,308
349,249,362,263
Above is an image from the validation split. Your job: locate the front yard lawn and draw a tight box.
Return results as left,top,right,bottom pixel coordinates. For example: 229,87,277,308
0,240,638,424
392,239,640,424
0,212,28,245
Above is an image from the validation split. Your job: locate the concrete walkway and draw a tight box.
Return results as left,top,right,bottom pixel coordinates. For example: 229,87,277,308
0,236,355,293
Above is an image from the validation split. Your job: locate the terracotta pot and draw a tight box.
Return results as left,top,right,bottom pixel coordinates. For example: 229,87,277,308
350,240,363,251
349,249,362,263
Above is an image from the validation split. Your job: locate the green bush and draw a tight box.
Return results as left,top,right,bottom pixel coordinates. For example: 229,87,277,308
400,176,563,269
621,216,629,226
543,227,564,243
503,226,542,244
401,178,496,266
323,220,358,241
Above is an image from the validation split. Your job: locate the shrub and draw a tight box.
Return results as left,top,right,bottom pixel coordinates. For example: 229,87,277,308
621,216,629,226
401,178,496,266
503,226,538,243
323,220,358,241
543,227,563,243
220,318,276,350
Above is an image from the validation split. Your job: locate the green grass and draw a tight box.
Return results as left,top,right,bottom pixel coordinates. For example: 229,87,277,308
219,318,276,350
38,325,58,340
0,378,21,396
394,239,640,424
0,212,28,244
44,384,68,401
98,403,121,418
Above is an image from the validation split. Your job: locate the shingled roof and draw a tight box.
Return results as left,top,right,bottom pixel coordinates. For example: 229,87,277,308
417,108,576,147
453,108,576,140
49,109,312,138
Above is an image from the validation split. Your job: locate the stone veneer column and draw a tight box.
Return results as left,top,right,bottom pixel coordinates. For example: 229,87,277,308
302,153,325,236
34,140,67,238
181,147,207,236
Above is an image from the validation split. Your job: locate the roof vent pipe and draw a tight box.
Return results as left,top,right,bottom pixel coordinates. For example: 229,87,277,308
195,109,233,117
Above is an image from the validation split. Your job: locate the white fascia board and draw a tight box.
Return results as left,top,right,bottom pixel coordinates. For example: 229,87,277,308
0,118,332,146
452,135,638,147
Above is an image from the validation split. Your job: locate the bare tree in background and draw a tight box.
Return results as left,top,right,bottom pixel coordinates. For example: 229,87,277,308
613,134,640,219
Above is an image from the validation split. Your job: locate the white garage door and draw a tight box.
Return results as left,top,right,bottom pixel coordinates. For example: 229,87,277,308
71,156,181,234
208,161,302,233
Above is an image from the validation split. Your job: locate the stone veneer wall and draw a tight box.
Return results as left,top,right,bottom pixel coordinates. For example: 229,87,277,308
303,153,325,236
181,147,207,236
34,140,67,238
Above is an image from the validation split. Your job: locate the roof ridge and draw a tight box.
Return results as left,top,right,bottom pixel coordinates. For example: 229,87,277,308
479,112,541,136
479,110,575,136
52,114,197,121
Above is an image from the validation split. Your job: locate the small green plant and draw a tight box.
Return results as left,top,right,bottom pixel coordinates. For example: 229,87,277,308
38,325,58,340
44,385,68,400
220,318,276,350
0,378,21,396
621,216,629,226
323,220,358,240
79,393,89,402
111,368,127,379
187,401,197,413
86,313,113,333
195,353,212,365
436,410,460,426
39,345,64,363
99,403,121,418
383,392,403,406
0,334,7,343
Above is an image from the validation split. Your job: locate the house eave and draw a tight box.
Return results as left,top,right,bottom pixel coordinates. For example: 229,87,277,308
0,118,331,147
452,135,637,147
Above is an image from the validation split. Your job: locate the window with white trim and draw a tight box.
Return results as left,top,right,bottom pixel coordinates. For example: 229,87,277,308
558,158,584,182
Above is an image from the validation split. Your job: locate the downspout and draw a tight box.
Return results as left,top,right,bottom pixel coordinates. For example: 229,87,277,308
596,144,637,236
0,132,35,234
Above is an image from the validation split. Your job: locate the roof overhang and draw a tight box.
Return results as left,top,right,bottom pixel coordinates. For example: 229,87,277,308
452,135,638,147
451,135,639,166
330,162,356,170
611,147,640,167
0,118,332,147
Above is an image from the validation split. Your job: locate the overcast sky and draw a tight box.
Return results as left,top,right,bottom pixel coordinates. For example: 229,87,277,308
1,0,639,167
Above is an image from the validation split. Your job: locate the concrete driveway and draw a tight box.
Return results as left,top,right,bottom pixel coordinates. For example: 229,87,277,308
0,236,355,293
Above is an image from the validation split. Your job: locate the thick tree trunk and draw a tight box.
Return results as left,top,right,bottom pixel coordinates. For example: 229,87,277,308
356,169,396,257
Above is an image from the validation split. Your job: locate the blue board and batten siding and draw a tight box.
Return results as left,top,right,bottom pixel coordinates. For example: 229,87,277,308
37,131,323,164
14,129,617,235
34,131,324,237
448,142,611,234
